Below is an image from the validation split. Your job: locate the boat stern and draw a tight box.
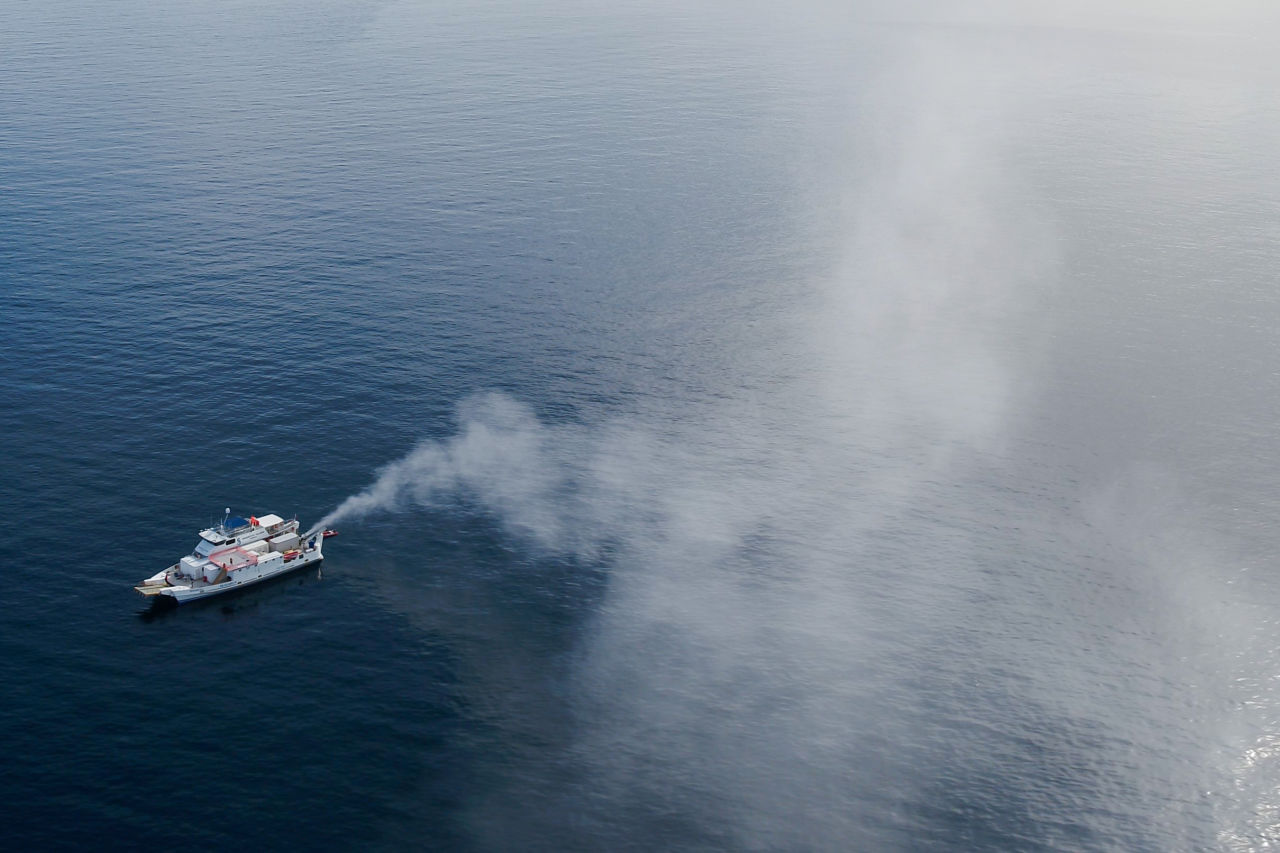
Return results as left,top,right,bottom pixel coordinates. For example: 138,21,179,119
135,565,176,597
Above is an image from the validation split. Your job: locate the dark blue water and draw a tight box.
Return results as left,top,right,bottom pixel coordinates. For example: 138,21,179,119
5,2,1280,849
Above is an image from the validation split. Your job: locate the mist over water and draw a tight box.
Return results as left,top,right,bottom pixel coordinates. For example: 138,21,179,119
318,392,654,556
296,8,1280,847
5,0,1280,849
315,33,1174,848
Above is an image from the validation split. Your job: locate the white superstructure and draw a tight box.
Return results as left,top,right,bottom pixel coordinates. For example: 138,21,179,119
135,511,325,604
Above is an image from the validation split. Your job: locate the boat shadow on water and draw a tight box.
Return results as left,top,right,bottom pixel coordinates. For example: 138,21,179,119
137,563,325,623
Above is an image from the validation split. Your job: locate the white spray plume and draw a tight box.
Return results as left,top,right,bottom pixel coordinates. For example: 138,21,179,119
314,392,671,557
307,34,1056,850
317,393,559,536
309,4,1277,848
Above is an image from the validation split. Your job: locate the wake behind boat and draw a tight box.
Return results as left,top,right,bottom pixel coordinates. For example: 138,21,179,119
136,511,331,604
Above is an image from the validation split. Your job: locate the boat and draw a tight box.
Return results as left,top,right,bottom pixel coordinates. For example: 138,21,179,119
135,511,329,604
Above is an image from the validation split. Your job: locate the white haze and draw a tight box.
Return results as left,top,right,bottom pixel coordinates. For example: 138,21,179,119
323,3,1277,848
326,41,1059,849
317,391,671,558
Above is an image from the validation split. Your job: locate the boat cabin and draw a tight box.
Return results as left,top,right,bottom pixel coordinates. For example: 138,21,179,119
193,513,296,557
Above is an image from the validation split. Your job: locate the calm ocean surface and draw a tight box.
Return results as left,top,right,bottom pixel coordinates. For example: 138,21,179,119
4,2,1280,849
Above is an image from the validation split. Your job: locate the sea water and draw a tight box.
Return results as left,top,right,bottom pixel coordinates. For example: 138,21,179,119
3,2,1280,849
